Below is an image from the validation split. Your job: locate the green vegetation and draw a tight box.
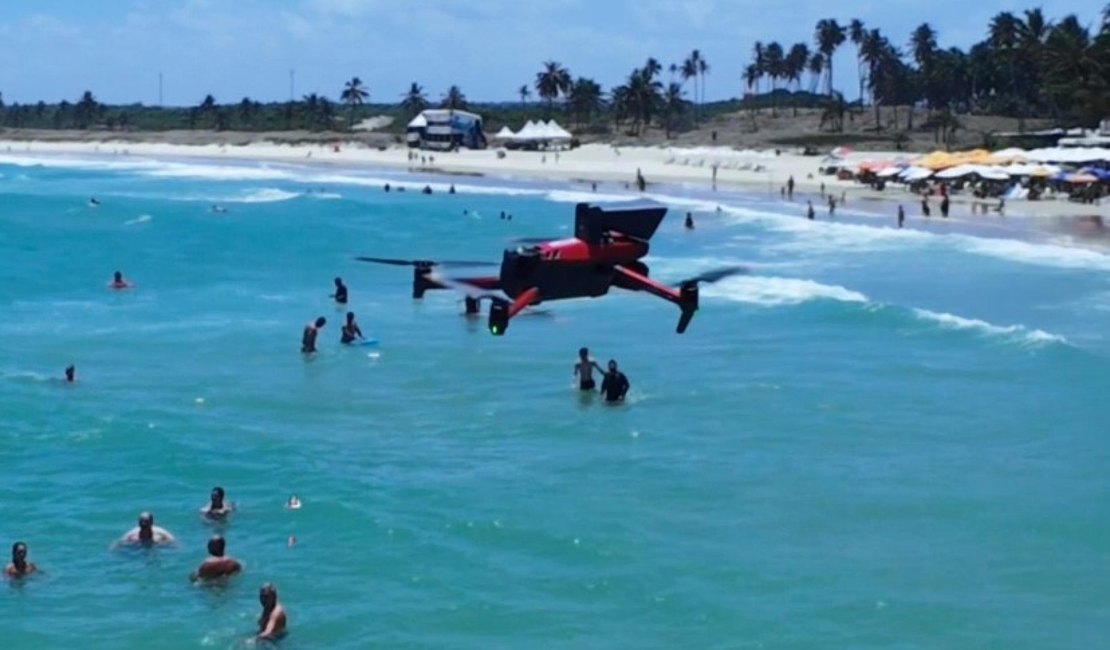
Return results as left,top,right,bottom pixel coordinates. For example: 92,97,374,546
0,7,1105,139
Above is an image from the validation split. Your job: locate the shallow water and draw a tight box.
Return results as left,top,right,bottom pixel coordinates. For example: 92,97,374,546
2,154,1108,649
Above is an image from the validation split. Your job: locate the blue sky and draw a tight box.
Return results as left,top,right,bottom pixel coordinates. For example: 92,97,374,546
0,0,1101,106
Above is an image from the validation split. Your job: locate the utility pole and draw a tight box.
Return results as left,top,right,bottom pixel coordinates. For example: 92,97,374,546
158,72,163,107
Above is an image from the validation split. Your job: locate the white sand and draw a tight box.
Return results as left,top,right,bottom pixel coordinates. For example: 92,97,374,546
0,139,1105,220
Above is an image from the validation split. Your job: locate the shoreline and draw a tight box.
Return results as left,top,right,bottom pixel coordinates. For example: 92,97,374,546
3,137,1109,249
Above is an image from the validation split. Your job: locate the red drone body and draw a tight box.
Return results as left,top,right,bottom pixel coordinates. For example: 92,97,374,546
357,202,741,335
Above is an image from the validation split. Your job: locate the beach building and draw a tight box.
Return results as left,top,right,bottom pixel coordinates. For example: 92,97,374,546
406,109,487,151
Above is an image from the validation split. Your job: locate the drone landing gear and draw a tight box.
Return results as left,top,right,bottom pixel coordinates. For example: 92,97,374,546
488,287,540,336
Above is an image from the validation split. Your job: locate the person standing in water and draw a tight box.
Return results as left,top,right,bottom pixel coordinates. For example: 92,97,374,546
118,512,175,547
806,201,815,220
4,542,38,578
897,205,905,228
684,213,695,230
201,487,233,520
301,317,326,354
574,347,604,391
599,360,630,404
109,271,132,289
332,277,348,305
340,312,364,344
786,175,795,200
64,365,75,383
190,535,242,582
257,583,288,641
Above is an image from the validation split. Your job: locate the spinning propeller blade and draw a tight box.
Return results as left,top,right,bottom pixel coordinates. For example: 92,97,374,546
509,236,561,244
681,266,749,285
354,256,496,268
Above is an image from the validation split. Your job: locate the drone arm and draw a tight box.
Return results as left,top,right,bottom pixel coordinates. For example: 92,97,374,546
612,265,698,333
612,265,682,304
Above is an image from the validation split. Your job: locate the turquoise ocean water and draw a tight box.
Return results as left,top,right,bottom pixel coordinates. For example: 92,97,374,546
1,153,1108,649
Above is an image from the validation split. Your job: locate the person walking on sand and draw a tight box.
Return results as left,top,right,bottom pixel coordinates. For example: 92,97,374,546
787,175,795,200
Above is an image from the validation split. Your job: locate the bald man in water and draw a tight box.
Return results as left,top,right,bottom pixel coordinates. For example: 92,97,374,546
190,535,242,582
118,511,175,546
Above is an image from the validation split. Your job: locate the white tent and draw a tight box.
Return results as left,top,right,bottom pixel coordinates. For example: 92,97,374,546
494,126,516,139
515,121,540,140
544,120,573,140
936,164,1010,180
407,113,427,129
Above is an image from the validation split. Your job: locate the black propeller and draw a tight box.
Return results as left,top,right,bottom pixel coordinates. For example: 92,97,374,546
354,256,496,268
680,266,749,285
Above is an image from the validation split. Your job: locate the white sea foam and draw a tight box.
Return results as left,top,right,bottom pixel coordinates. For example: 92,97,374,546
124,214,153,225
912,309,1067,346
141,162,297,181
236,188,301,203
701,275,869,307
952,236,1110,272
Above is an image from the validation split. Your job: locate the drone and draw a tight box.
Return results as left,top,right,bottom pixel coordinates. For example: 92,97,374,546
356,202,743,335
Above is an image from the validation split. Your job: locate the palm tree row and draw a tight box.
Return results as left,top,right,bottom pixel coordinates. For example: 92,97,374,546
757,10,1108,128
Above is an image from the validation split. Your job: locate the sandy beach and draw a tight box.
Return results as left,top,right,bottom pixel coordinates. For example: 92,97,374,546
2,137,1107,229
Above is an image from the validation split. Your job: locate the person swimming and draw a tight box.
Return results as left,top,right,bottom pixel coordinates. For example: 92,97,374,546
4,542,38,578
88,197,100,207
574,347,604,391
109,271,132,289
340,312,363,344
422,186,432,195
285,495,302,510
200,486,233,520
64,365,75,383
210,205,228,214
599,360,630,403
301,317,326,354
190,535,242,582
118,512,176,547
257,583,288,641
332,277,348,304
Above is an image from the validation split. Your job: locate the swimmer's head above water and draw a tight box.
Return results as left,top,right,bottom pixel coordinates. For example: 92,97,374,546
64,365,75,382
207,535,226,557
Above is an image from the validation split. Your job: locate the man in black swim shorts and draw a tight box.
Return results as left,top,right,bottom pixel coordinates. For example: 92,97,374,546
573,347,603,391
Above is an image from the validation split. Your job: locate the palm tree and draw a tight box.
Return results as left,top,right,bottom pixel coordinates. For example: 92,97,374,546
340,77,368,128
750,42,766,96
861,29,888,127
989,11,1022,125
815,19,847,95
849,19,867,103
75,90,99,129
535,61,571,117
680,55,699,122
807,53,825,94
663,82,685,137
696,52,710,117
567,77,603,128
764,42,785,115
911,23,938,116
643,57,663,80
441,85,467,111
400,82,428,118
518,84,531,105
238,97,254,128
197,94,216,129
785,43,809,115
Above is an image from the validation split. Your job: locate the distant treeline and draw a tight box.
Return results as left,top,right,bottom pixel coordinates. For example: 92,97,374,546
1,7,1106,137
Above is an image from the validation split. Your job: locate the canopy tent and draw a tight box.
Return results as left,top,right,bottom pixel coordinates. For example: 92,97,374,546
493,126,516,139
875,166,905,178
543,120,573,140
935,164,1010,181
899,166,934,182
407,113,428,129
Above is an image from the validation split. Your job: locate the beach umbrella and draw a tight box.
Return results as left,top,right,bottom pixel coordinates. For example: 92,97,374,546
1066,173,1099,184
